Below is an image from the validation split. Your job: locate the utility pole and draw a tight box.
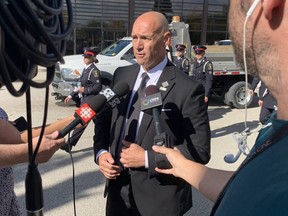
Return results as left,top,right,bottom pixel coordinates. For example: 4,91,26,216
73,0,77,54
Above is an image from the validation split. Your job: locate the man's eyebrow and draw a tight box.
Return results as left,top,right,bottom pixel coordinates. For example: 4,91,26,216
131,34,154,39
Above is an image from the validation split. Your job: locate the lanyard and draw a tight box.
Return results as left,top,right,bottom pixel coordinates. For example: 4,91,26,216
211,123,288,215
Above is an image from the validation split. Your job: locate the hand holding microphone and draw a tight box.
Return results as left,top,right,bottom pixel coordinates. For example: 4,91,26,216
141,85,172,169
58,81,129,138
57,94,106,138
25,82,129,215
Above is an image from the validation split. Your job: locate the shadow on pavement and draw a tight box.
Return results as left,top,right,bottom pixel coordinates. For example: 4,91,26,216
13,148,105,214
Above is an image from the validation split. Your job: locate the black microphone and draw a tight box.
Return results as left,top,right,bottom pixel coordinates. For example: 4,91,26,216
25,95,107,215
25,164,44,216
58,94,107,138
141,85,163,137
100,81,130,108
141,85,172,169
58,81,129,138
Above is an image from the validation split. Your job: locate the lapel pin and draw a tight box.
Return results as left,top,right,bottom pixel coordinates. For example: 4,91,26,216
162,81,169,88
160,81,169,91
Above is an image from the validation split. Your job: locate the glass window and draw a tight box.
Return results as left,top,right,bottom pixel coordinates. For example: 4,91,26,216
64,0,230,54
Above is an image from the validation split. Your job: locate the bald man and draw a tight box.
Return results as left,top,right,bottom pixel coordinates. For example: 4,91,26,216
94,11,210,216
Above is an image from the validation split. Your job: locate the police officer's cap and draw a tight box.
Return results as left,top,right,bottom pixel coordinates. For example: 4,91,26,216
83,48,97,58
193,45,207,54
175,44,186,51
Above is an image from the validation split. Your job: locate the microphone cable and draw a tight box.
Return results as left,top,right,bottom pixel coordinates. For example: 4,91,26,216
242,0,261,129
224,0,261,163
0,0,73,97
66,133,78,216
0,1,73,215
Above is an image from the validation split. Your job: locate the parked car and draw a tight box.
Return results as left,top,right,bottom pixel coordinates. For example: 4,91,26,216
214,39,232,46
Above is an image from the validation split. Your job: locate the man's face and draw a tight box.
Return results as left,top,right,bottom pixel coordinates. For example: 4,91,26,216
131,17,168,71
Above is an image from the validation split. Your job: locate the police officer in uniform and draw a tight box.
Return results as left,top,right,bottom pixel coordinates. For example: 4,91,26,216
250,76,277,124
191,45,213,107
60,48,102,152
172,44,190,75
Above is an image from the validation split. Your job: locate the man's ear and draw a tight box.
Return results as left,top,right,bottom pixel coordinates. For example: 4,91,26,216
164,32,171,46
262,0,283,20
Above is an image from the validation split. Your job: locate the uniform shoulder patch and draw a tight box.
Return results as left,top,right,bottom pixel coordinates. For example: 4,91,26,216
207,62,213,70
92,69,100,77
184,59,190,66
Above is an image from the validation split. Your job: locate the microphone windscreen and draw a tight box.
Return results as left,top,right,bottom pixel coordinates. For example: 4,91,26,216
113,81,130,97
141,85,162,113
145,85,159,96
87,94,107,112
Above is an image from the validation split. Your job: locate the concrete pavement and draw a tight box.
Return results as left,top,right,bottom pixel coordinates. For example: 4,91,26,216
2,70,261,215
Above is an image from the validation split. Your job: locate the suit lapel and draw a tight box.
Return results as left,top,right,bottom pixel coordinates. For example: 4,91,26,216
156,62,176,101
112,66,140,151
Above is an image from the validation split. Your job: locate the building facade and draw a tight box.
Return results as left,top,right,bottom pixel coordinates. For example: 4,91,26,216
67,0,230,54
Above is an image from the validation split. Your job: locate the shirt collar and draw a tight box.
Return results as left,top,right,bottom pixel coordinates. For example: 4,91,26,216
139,58,167,86
85,63,92,69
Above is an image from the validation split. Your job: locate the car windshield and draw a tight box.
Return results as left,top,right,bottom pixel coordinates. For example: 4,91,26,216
99,39,131,56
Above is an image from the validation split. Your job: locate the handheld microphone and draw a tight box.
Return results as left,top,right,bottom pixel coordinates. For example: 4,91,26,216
25,164,44,216
58,94,107,138
141,85,163,136
100,81,130,108
141,85,172,169
58,81,129,138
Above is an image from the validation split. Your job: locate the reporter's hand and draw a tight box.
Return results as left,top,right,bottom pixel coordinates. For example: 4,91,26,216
152,145,185,177
34,131,65,164
98,152,121,179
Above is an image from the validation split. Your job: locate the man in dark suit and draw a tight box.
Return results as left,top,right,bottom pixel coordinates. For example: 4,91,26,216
93,11,211,216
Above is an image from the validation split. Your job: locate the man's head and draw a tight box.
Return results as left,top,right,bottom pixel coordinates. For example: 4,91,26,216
193,45,206,60
229,0,283,78
83,48,98,64
229,0,284,97
175,44,186,57
131,11,170,71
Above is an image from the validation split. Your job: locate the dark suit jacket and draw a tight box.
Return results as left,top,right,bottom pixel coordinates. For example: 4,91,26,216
94,60,211,215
